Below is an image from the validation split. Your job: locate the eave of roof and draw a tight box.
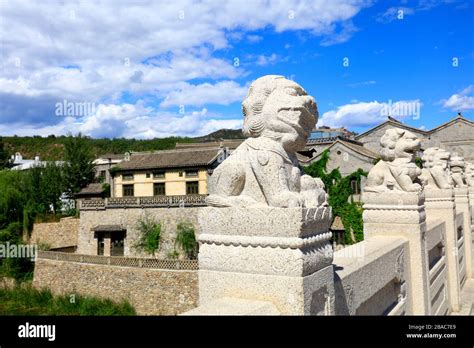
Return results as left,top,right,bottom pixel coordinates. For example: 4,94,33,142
427,114,474,134
301,139,378,163
115,148,221,171
355,120,428,140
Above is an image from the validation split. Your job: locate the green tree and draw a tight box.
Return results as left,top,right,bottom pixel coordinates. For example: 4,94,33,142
63,133,95,199
0,171,28,230
0,137,11,169
26,163,65,214
304,150,367,245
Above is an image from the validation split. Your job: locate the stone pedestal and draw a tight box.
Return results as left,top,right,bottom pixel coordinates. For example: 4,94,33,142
362,191,430,314
454,188,472,278
196,206,334,315
424,188,461,312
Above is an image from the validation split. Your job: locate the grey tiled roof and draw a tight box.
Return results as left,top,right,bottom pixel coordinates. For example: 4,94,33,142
117,148,221,171
75,183,104,196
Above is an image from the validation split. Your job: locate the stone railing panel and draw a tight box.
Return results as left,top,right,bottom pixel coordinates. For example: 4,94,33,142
334,237,408,315
36,251,198,270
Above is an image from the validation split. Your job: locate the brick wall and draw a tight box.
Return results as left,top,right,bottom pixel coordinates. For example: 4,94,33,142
33,258,198,315
78,208,201,258
29,217,79,249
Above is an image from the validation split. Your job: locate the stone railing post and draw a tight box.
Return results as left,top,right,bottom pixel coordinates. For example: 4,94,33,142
195,206,334,315
424,188,461,312
362,191,431,315
468,187,474,274
454,187,472,278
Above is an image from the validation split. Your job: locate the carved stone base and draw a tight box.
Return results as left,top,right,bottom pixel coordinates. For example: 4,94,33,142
424,188,461,312
362,191,430,315
195,206,334,315
454,188,472,278
469,188,474,275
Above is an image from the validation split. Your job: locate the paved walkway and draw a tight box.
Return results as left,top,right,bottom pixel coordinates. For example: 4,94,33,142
452,278,474,315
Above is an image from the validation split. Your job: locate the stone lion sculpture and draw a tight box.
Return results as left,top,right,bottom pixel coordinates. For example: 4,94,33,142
419,147,453,189
206,75,327,208
365,128,422,192
449,153,467,188
466,162,474,187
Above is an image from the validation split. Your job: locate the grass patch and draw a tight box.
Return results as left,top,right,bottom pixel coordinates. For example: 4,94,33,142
0,285,136,315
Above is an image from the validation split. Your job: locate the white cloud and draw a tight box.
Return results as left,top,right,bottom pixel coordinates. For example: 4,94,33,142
441,85,474,111
377,1,454,24
319,100,422,128
160,81,248,108
376,7,415,23
0,0,372,137
256,54,280,66
0,102,242,139
320,21,359,46
247,35,263,43
346,80,377,87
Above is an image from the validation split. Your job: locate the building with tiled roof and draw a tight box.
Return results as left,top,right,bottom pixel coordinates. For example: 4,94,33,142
111,147,227,198
301,138,378,176
356,113,473,161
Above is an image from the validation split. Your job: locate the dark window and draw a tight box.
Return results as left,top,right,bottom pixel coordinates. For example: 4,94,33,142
153,171,165,179
111,232,125,256
122,172,134,181
337,150,342,155
154,183,166,196
123,184,134,197
185,170,198,177
186,181,199,195
99,170,106,179
146,173,150,178
350,179,360,195
97,234,104,256
179,171,183,177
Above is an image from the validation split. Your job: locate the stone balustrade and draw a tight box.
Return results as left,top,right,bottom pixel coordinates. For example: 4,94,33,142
80,194,208,210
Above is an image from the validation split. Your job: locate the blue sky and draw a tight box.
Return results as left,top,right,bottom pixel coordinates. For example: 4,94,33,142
0,0,472,138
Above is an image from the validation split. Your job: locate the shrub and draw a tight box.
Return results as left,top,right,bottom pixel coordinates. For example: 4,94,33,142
0,285,136,315
304,149,367,245
133,214,161,256
175,221,198,259
166,250,179,259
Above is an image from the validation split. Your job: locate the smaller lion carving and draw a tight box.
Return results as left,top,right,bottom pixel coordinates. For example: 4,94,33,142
365,128,422,193
449,153,467,188
465,162,474,188
419,147,453,189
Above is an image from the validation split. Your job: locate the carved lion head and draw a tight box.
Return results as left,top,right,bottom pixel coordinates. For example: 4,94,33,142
242,75,318,151
422,147,450,169
466,162,474,184
379,128,421,161
449,152,465,172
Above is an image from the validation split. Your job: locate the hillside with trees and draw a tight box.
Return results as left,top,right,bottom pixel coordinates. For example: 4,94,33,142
1,129,245,161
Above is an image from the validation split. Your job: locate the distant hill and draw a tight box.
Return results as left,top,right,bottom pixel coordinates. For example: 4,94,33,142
1,128,244,161
192,128,244,142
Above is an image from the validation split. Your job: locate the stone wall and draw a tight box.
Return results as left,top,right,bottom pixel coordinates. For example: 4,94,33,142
426,121,474,161
29,217,79,249
78,207,201,258
304,142,375,176
33,258,198,315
